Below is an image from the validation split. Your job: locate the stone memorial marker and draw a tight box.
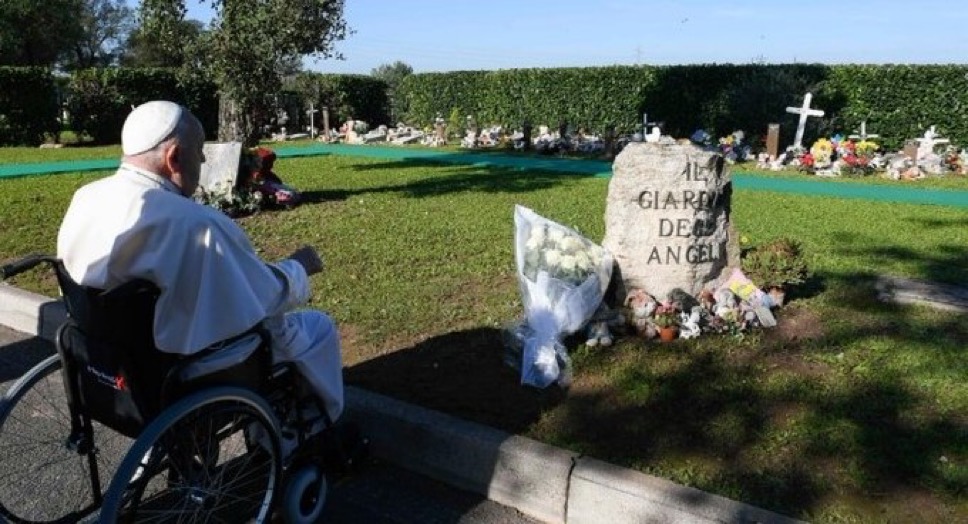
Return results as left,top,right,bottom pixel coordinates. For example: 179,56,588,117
198,142,242,192
604,142,739,300
766,123,780,159
785,92,824,150
322,106,330,138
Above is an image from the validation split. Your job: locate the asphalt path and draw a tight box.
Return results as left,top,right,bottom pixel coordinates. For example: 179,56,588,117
0,325,540,524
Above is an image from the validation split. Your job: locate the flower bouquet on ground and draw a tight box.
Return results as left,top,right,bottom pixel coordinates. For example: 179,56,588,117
513,205,613,388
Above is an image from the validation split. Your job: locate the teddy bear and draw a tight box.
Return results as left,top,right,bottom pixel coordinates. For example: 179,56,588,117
624,288,658,338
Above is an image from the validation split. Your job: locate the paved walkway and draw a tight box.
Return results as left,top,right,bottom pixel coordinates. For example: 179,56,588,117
4,144,968,207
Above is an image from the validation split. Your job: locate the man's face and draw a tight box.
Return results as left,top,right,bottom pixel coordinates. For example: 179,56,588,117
176,121,206,196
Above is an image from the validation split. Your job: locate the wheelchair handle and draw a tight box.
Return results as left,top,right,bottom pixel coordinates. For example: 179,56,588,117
0,254,55,280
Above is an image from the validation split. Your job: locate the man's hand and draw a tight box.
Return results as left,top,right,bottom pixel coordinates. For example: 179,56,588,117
288,245,324,276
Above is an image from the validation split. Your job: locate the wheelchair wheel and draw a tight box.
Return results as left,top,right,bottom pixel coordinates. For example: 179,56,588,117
0,354,132,523
100,386,282,523
281,463,328,524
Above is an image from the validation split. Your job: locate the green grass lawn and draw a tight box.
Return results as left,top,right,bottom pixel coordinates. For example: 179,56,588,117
1,150,965,523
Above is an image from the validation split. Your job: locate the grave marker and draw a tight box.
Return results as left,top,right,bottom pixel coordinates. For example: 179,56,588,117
766,123,780,159
785,92,824,150
848,121,879,141
198,142,243,192
916,125,949,158
603,142,740,300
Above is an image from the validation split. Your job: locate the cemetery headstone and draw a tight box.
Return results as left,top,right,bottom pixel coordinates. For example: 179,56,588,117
198,142,243,193
916,125,949,159
322,106,330,137
603,124,616,160
903,140,919,161
522,120,533,151
766,123,780,159
785,92,824,150
603,142,740,301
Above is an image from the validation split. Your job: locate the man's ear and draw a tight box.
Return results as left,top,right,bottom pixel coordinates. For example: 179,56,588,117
163,142,181,174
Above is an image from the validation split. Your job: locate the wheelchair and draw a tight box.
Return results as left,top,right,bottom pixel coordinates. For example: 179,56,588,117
0,254,365,523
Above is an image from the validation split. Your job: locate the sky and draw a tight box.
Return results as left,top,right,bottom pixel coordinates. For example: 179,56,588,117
154,0,968,74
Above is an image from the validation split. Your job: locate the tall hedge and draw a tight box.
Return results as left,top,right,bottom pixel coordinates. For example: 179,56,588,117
399,64,968,151
0,67,60,146
67,68,218,145
292,73,389,129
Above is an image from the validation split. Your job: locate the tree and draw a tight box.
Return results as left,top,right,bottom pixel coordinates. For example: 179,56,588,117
139,0,350,146
120,18,204,68
371,61,412,123
63,0,136,70
0,0,85,66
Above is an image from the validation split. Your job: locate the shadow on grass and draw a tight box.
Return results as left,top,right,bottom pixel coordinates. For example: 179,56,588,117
343,270,967,520
302,165,589,204
829,225,968,286
345,327,565,435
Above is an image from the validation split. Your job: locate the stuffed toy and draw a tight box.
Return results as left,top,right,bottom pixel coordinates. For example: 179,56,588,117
585,303,623,347
624,288,658,338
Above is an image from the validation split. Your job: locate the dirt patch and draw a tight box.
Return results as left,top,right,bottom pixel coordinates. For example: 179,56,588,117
770,305,826,345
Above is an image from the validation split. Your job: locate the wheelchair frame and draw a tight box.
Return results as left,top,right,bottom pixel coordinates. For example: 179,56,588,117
0,255,343,523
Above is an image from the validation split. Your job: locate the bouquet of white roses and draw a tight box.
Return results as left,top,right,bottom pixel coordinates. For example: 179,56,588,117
513,205,613,388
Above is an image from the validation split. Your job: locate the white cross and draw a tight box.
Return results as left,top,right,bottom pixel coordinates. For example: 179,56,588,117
848,121,879,141
916,125,950,158
786,92,825,150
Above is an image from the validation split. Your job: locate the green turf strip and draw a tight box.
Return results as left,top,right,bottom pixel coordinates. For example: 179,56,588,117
4,143,968,207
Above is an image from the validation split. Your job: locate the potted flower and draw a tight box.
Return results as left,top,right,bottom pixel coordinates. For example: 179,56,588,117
740,237,809,306
652,303,680,342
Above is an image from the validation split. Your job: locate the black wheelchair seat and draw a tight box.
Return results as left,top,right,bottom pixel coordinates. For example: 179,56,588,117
54,264,273,438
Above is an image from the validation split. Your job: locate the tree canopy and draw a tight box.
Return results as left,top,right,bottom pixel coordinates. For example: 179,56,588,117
0,0,85,66
64,0,137,70
140,0,350,145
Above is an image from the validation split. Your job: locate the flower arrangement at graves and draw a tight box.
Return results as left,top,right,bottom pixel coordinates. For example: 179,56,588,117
652,302,680,342
193,179,264,218
513,205,613,388
240,147,302,207
838,139,879,177
809,138,834,169
718,130,751,164
942,146,967,175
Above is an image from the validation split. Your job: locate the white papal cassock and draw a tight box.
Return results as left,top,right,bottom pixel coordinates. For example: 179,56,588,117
57,164,343,421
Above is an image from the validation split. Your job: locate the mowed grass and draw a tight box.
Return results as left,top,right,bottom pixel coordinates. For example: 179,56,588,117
1,149,966,522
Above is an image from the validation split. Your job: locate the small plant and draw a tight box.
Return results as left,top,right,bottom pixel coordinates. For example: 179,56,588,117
652,303,680,328
741,237,809,290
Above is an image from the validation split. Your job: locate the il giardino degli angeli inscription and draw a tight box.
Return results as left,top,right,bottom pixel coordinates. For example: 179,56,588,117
603,141,740,300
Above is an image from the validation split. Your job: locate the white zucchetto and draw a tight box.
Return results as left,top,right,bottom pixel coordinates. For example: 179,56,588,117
121,101,185,156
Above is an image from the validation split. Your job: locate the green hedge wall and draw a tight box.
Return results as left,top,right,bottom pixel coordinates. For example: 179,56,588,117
294,73,389,129
67,68,218,145
399,64,968,151
0,67,60,146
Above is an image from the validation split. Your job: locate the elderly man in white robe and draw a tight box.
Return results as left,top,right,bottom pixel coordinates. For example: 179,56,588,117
57,100,344,425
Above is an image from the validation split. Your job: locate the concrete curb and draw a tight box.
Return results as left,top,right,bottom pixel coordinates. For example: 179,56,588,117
0,284,804,524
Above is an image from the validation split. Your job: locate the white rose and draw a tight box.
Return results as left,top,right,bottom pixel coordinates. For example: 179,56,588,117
562,236,584,253
548,228,565,243
525,236,542,251
574,251,591,269
544,249,562,267
529,227,546,245
559,255,577,271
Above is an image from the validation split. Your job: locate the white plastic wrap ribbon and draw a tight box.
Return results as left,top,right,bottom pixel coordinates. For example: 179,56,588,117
513,205,613,388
